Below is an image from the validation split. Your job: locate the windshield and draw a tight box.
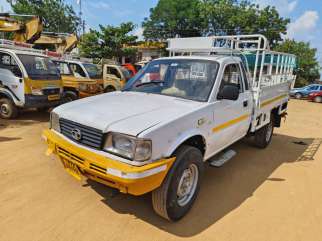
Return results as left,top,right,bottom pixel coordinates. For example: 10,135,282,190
18,54,60,80
83,63,102,79
124,59,219,102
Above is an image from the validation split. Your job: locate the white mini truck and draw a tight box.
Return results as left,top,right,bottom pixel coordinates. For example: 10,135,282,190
44,35,296,221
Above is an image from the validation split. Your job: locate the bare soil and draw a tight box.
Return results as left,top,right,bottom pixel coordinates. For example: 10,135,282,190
1,100,322,241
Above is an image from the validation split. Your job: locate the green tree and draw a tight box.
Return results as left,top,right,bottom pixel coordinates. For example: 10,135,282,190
275,40,320,86
79,22,138,59
143,0,289,46
8,0,80,33
142,0,204,40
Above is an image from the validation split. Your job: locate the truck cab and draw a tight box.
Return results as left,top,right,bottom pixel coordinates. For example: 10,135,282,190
0,40,62,119
102,63,132,92
53,60,102,101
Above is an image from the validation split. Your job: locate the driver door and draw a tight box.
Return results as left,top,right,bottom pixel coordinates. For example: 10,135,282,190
104,66,122,84
208,63,252,153
0,52,25,103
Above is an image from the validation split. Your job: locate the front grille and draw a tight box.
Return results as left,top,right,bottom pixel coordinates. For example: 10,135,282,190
59,118,104,149
57,147,85,165
43,88,60,96
89,163,106,174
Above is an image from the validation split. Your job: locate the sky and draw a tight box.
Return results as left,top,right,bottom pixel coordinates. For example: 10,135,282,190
0,0,321,73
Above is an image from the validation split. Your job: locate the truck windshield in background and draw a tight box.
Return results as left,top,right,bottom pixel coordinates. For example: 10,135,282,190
18,54,60,80
83,63,102,79
120,66,132,81
126,59,219,102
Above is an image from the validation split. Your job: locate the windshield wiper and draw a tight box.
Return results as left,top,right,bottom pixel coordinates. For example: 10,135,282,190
135,81,164,88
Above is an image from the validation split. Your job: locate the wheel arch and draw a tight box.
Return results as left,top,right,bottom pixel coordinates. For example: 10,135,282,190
167,131,207,158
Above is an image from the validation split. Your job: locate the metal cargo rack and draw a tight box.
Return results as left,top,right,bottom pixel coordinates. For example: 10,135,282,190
167,34,297,90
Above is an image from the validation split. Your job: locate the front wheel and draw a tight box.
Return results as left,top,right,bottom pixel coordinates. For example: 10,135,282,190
0,98,18,119
295,93,302,99
253,116,274,148
314,96,322,103
104,86,116,93
152,145,204,221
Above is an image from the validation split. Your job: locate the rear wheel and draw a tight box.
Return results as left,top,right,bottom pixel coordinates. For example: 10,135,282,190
295,93,302,99
0,98,18,119
152,145,204,221
253,116,274,148
314,96,322,103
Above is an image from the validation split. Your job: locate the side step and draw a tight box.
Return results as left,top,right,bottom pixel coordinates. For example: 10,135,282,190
209,149,236,167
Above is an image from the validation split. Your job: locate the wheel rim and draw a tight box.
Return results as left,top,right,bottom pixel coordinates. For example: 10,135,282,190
266,121,273,142
177,163,199,207
295,93,301,99
0,103,10,116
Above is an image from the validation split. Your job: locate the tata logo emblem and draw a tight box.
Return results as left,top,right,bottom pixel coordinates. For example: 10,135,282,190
71,128,82,141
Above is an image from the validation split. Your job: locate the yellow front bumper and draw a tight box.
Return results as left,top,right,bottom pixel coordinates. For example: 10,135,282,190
43,129,175,195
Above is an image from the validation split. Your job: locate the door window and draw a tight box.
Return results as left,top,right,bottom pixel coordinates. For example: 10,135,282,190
219,64,243,94
0,53,22,77
107,67,121,79
55,61,72,75
69,63,86,78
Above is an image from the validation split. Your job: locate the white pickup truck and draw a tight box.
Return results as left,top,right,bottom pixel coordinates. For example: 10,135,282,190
43,35,296,221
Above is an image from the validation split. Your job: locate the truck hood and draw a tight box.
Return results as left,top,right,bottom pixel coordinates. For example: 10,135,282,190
54,91,203,136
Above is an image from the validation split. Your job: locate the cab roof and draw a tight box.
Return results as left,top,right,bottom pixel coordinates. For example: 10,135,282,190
0,48,48,57
156,55,242,63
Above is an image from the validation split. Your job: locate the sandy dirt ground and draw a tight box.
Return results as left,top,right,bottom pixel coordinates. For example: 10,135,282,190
0,99,322,241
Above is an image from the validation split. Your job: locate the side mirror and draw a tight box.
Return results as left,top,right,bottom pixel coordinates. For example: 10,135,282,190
218,85,240,101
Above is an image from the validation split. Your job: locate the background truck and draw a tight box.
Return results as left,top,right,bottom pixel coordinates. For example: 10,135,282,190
99,59,132,92
52,59,102,101
0,39,62,119
44,34,296,221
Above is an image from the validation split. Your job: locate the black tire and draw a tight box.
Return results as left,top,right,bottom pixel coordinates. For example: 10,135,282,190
152,145,204,221
104,86,116,93
37,107,50,112
63,91,78,103
253,116,274,148
314,96,322,103
0,97,18,119
295,93,302,99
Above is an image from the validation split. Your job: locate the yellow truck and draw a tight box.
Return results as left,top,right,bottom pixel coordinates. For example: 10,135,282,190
0,40,62,119
52,59,102,101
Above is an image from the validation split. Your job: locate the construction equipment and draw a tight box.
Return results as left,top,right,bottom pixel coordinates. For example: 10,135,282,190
0,13,43,43
0,13,77,54
34,32,78,54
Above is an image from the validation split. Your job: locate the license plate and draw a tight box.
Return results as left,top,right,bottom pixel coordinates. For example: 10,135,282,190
48,94,60,101
61,158,82,181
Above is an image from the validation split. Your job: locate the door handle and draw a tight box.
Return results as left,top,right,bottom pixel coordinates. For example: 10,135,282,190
243,100,248,107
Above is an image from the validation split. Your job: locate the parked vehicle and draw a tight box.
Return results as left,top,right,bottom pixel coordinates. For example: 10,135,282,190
290,84,322,99
101,62,132,92
308,91,322,103
52,59,102,101
122,63,137,77
0,39,62,119
43,35,296,221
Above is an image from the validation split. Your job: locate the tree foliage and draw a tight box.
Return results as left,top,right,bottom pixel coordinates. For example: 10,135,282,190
274,40,321,86
79,22,138,59
143,0,289,46
8,0,80,33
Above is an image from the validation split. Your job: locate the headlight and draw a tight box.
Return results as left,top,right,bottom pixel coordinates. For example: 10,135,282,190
104,133,152,162
31,87,43,95
50,112,60,132
79,83,88,92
